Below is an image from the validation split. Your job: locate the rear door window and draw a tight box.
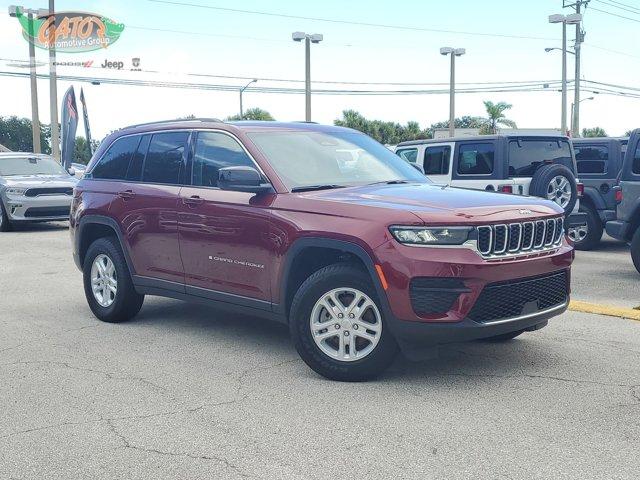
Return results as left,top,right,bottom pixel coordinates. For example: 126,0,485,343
192,131,255,187
574,145,608,175
508,139,574,177
92,135,139,180
396,148,418,165
457,143,494,175
142,131,190,185
424,146,451,175
125,134,150,181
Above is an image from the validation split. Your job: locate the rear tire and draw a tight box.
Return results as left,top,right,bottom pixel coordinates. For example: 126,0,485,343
529,164,577,215
83,237,144,323
289,264,398,382
573,203,603,251
630,229,640,275
0,201,12,232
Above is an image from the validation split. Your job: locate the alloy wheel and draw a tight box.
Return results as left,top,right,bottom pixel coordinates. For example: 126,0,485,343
309,287,382,362
91,254,118,307
546,175,572,208
568,224,588,243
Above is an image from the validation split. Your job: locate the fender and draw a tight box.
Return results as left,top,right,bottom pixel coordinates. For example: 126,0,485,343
76,214,136,274
582,186,606,211
275,237,392,321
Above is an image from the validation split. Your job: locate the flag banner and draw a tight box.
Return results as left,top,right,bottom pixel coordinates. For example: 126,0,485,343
60,85,78,170
79,88,93,157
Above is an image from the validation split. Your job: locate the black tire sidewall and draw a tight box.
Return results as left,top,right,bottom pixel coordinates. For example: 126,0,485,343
631,229,640,275
530,164,578,214
0,201,11,232
83,237,142,323
574,203,603,250
290,264,398,382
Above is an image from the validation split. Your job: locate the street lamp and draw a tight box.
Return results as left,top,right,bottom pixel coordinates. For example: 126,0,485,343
292,31,323,122
239,79,257,119
544,47,575,56
571,96,595,137
440,47,465,138
548,13,582,136
8,5,47,153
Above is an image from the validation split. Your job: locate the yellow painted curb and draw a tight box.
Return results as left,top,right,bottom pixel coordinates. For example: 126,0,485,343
569,300,640,322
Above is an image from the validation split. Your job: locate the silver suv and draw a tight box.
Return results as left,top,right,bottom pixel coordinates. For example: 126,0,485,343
0,152,78,232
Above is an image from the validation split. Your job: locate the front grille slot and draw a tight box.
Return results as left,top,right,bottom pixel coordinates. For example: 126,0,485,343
23,206,70,218
24,187,73,197
468,270,569,323
476,218,563,259
409,278,470,315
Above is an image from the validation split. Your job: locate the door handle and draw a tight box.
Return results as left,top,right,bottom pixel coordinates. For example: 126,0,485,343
183,195,204,207
117,190,135,200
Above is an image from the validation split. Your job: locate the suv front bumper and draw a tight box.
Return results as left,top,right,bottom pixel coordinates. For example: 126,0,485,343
1,194,72,222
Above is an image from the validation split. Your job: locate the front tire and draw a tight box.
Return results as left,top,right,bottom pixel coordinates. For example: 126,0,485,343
83,237,144,323
573,203,603,251
289,264,398,382
631,229,640,275
0,201,12,232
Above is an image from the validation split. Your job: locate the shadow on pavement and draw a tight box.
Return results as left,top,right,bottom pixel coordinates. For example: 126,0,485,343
6,221,69,233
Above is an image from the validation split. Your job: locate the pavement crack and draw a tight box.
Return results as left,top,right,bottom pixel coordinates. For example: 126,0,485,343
438,371,630,388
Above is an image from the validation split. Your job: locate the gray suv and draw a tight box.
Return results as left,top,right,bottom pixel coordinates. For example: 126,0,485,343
0,152,78,232
606,129,640,271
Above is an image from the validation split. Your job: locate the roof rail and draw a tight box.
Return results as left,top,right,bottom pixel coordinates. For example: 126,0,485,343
121,117,223,130
292,120,319,124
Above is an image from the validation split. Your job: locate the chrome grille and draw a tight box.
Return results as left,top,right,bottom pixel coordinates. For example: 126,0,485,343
476,217,564,259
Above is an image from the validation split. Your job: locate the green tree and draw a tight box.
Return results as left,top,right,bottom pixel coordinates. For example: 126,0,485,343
226,108,274,121
0,116,51,153
427,116,486,137
73,136,100,164
334,110,431,144
624,129,634,137
582,127,607,138
481,101,517,134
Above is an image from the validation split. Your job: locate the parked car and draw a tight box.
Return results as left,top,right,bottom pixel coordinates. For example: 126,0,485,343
71,119,574,381
395,135,587,240
606,129,640,272
0,152,78,232
571,137,627,249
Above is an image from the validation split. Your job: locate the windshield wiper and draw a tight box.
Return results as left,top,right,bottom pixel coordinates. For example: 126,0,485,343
291,184,347,193
368,179,410,186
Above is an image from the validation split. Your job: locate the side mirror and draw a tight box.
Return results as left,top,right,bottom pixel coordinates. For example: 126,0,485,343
67,167,76,176
218,166,273,194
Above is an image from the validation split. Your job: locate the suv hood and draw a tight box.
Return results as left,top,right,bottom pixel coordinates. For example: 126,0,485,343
1,174,77,188
299,183,563,224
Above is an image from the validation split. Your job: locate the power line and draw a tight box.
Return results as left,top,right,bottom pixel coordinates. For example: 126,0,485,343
594,0,640,13
589,5,640,22
147,0,557,42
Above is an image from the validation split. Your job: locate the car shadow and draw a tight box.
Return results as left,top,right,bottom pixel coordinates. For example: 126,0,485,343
7,221,69,232
133,298,554,384
597,235,628,253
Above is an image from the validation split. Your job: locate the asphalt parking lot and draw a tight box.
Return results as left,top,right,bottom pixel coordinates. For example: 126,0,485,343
1,224,639,479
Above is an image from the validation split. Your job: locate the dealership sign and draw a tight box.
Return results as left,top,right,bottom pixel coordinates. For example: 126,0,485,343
14,8,124,53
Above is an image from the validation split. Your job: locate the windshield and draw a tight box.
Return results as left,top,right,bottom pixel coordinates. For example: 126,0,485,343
0,156,68,177
247,131,428,190
508,139,576,177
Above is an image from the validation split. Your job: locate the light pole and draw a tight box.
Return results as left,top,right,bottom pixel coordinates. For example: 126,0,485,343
8,5,47,153
47,0,60,161
239,79,257,119
548,13,582,136
292,31,323,122
440,47,465,138
571,96,594,136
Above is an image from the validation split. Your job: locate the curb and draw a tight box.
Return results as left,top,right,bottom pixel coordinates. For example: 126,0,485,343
569,300,640,322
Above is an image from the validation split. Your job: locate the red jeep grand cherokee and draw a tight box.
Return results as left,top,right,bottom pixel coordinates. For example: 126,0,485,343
70,119,573,381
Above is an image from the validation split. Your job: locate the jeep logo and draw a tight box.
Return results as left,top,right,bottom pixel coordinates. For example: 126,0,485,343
519,209,533,215
101,59,124,69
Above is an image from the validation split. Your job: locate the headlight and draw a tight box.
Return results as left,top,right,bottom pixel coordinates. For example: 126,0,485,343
5,187,27,196
389,226,472,245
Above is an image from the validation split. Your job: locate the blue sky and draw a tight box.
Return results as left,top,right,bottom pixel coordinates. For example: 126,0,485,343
0,0,637,138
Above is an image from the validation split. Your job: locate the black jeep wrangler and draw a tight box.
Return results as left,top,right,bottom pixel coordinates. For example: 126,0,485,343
571,137,628,250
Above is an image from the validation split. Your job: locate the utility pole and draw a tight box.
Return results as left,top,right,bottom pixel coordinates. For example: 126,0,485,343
239,79,257,119
27,10,40,153
48,0,60,160
440,47,466,138
292,32,323,122
564,0,589,137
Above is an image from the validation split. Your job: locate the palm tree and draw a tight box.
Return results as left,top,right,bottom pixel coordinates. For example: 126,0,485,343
582,127,607,138
481,101,517,134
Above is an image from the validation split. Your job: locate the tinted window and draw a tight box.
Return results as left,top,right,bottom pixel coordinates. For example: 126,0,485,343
396,148,418,164
508,139,574,177
92,136,139,180
575,145,608,175
633,143,640,175
192,132,255,187
424,146,451,175
457,143,494,175
125,134,150,181
142,132,189,184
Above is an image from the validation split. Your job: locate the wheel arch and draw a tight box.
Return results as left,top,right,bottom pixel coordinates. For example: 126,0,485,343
581,187,605,211
277,237,390,322
77,215,135,274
